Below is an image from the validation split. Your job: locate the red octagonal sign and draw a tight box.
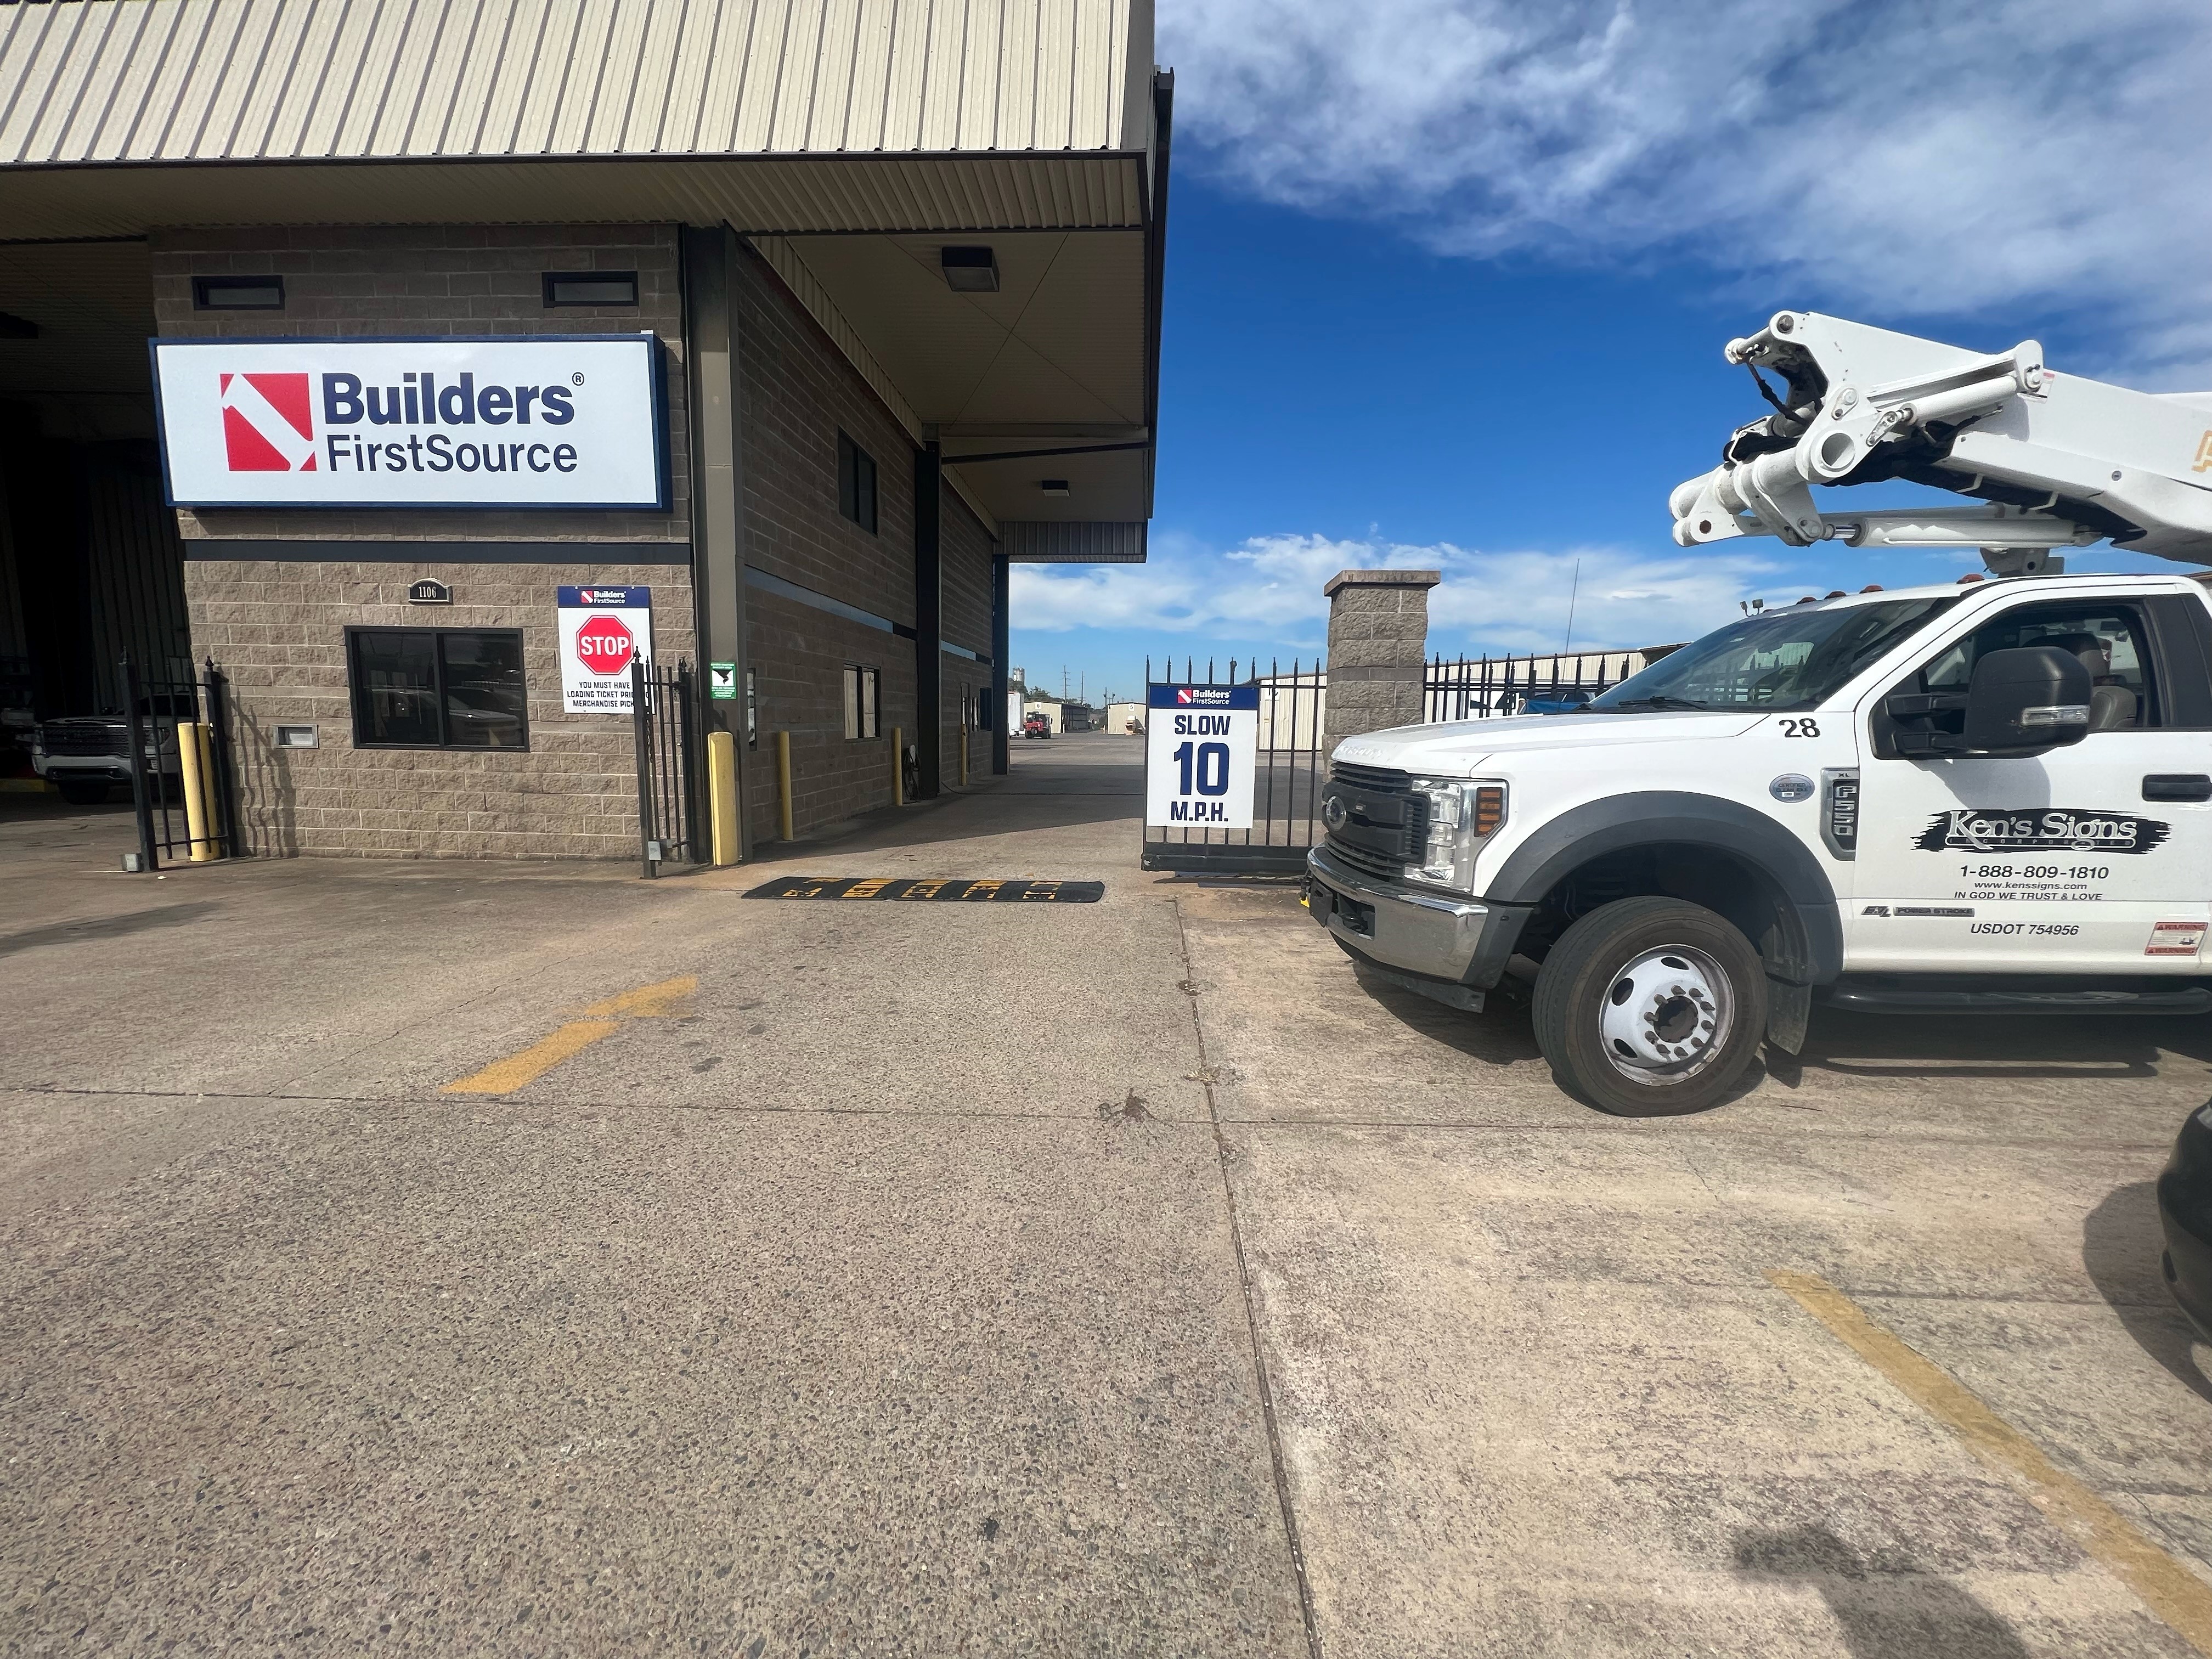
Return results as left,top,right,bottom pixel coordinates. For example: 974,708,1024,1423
575,613,636,676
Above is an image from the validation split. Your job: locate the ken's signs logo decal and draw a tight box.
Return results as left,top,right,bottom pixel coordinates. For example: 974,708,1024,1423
1914,808,2171,855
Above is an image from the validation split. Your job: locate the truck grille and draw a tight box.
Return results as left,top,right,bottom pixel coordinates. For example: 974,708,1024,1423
1323,761,1425,882
40,723,125,757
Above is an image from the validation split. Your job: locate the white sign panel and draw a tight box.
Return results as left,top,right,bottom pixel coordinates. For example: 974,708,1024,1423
151,335,667,509
1145,685,1260,829
557,585,653,714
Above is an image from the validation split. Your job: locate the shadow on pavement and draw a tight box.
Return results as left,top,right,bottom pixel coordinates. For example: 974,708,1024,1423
0,900,223,958
1779,1008,2212,1084
1734,1526,2029,1658
2082,1178,2212,1404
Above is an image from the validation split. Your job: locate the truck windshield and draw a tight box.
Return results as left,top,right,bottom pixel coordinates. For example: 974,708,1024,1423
1585,596,1959,713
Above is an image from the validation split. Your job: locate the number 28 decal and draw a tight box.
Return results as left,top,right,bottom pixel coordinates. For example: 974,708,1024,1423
1778,717,1821,738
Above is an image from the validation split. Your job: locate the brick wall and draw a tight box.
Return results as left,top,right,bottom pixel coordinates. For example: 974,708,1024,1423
189,557,693,859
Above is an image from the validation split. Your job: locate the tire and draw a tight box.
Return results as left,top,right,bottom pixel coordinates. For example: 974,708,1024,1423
1531,895,1768,1116
57,780,112,806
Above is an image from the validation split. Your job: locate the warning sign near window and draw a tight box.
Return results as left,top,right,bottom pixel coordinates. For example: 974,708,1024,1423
556,585,652,713
1145,684,1259,829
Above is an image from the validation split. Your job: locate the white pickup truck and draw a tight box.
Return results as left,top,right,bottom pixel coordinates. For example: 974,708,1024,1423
1312,310,2212,1114
1309,570,2212,1113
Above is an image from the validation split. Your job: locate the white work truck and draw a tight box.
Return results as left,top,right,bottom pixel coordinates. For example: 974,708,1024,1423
1309,312,2212,1115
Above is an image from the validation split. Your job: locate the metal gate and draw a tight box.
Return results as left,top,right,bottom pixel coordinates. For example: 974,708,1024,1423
1139,654,1323,874
1424,651,1638,718
112,653,241,871
630,658,702,877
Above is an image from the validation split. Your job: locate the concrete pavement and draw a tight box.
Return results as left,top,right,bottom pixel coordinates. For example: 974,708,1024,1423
5,733,2211,1656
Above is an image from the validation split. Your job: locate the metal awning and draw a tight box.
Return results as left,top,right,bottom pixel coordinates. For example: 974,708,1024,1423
0,0,1169,545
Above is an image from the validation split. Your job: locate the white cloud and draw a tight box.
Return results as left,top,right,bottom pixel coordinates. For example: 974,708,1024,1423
1013,532,1778,657
1160,0,2212,377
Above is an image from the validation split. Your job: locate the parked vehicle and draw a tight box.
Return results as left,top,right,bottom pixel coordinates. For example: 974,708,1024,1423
1312,307,2212,1115
31,694,193,805
1311,571,2212,1114
2159,1101,2212,1340
1023,712,1053,740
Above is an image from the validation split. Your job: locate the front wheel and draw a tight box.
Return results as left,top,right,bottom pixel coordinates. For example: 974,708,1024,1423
1531,896,1767,1116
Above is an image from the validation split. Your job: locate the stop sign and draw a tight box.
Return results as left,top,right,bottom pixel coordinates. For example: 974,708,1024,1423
574,613,635,676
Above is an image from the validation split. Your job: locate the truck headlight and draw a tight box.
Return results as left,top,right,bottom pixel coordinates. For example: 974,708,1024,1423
1404,780,1507,893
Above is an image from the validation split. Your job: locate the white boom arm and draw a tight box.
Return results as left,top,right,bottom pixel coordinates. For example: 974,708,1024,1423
1670,312,2212,574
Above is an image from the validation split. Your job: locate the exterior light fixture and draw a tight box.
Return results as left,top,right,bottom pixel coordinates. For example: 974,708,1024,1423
544,271,639,308
193,275,285,311
940,246,1000,293
1040,479,1070,496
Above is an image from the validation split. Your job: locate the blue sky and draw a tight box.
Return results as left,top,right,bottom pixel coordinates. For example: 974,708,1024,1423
1008,0,2206,704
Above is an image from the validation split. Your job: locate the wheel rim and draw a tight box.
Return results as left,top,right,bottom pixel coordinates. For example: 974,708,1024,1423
1596,944,1735,1086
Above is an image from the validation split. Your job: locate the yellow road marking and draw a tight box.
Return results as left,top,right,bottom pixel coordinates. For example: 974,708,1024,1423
1768,1268,2212,1655
443,975,698,1096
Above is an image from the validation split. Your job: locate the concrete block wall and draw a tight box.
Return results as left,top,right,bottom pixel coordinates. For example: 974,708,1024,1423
151,224,689,546
157,224,693,859
189,558,693,858
1321,570,1441,758
941,489,996,782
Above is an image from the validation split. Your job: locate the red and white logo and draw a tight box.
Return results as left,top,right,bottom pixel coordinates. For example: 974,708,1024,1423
1176,688,1194,703
574,613,636,677
218,371,316,471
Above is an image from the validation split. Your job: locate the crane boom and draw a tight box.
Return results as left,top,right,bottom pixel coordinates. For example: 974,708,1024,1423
1669,312,2212,574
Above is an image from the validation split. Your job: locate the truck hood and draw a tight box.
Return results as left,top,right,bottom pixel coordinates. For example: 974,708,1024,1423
1334,710,1768,771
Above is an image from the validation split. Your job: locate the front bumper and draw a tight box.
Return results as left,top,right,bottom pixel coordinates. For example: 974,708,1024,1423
1307,843,1493,984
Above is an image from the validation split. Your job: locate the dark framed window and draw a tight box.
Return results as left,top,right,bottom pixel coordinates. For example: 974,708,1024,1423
193,275,285,311
838,431,878,534
1909,600,2163,732
348,628,528,750
543,270,640,308
843,664,881,740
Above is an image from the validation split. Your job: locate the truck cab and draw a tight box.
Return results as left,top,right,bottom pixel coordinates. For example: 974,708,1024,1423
1308,572,2212,1115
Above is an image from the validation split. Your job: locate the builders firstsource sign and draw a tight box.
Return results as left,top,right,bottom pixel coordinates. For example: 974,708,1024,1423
151,335,666,509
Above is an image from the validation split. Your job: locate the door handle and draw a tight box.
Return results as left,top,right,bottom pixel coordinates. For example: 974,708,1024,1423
2142,774,2212,802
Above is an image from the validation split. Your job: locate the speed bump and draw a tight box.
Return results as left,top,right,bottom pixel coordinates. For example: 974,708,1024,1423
743,876,1103,903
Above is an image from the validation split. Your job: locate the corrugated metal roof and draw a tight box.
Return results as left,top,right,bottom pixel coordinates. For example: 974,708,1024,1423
0,0,1152,167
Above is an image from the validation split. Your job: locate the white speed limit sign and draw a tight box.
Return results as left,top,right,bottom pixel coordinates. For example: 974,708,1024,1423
1145,684,1259,829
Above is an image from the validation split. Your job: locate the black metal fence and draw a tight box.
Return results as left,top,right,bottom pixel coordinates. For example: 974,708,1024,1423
115,653,240,871
630,658,702,877
1424,651,1641,720
1139,654,1323,876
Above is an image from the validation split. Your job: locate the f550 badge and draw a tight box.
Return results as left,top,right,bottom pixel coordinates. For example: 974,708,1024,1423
1915,808,2169,855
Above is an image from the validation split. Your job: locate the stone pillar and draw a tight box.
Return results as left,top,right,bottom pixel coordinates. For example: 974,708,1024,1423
1322,569,1441,757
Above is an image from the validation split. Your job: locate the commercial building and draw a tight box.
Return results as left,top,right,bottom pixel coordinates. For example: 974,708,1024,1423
0,0,1168,859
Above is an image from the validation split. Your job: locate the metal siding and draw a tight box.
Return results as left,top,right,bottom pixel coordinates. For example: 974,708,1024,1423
0,0,1140,163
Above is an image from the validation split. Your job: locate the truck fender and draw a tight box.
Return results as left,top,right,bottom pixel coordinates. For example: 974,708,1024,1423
1486,791,1845,997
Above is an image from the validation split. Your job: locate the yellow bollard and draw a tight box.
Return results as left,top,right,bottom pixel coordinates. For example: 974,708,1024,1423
177,720,217,862
891,726,904,806
775,730,794,841
706,729,739,866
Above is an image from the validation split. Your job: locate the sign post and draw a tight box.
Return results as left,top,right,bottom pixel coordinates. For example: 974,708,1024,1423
1144,684,1260,830
556,585,652,713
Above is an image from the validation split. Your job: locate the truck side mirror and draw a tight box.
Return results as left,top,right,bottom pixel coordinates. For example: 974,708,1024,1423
1962,645,2091,754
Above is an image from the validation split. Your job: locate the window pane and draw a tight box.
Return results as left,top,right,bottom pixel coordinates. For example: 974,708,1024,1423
838,434,858,523
862,668,879,738
1590,598,1957,712
351,630,440,746
844,666,861,740
856,450,877,533
1938,604,2155,730
440,631,528,748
